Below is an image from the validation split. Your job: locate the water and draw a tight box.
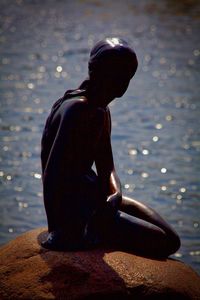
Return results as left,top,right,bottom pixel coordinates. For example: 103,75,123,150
0,0,200,274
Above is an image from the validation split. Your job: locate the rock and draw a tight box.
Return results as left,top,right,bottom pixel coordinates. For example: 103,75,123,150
0,228,199,300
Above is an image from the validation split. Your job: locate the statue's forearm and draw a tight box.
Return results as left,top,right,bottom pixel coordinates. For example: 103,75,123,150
109,170,121,196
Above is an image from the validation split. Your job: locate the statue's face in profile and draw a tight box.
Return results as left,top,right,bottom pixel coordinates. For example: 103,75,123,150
101,71,131,101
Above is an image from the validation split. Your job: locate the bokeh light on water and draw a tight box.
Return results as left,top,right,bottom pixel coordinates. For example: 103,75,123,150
0,0,200,273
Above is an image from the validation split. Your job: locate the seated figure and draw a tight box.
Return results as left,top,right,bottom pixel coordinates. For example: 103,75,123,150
41,37,180,257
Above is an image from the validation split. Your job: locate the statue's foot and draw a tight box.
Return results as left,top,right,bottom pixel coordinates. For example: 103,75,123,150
41,230,89,251
83,223,101,249
41,229,101,251
41,231,69,251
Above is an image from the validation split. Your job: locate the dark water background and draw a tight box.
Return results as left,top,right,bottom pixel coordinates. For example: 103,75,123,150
0,0,200,274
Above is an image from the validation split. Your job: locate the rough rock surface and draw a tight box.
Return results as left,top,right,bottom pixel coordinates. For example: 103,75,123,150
0,227,199,300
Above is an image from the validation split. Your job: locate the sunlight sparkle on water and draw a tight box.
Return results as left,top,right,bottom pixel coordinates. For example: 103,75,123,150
190,251,200,256
161,168,167,173
127,169,133,175
165,115,173,121
18,202,28,208
155,123,163,129
174,253,182,258
24,107,33,113
142,149,149,155
27,83,35,89
56,65,63,72
10,125,21,132
34,173,41,179
129,149,138,156
14,186,23,192
141,172,149,178
152,136,159,142
161,185,167,191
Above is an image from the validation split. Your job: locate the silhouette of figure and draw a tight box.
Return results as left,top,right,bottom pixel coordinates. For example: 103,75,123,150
41,38,180,257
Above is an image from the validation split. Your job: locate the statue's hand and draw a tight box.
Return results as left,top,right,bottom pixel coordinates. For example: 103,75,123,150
106,192,122,213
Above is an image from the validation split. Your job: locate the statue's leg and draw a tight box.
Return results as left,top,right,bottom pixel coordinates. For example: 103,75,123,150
97,197,180,257
120,196,179,237
101,196,180,257
42,170,100,251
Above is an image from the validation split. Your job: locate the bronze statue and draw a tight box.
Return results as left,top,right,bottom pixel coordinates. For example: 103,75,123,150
41,38,180,257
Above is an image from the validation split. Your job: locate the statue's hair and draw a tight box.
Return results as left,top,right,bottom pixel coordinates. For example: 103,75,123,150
89,37,138,79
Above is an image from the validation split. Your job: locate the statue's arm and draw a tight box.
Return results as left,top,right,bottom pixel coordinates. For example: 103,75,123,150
95,131,122,211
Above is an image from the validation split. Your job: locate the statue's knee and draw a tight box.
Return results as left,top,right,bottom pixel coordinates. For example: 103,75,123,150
172,233,181,253
166,232,181,256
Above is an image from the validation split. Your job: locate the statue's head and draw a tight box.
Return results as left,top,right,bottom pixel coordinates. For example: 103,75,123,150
88,38,138,101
